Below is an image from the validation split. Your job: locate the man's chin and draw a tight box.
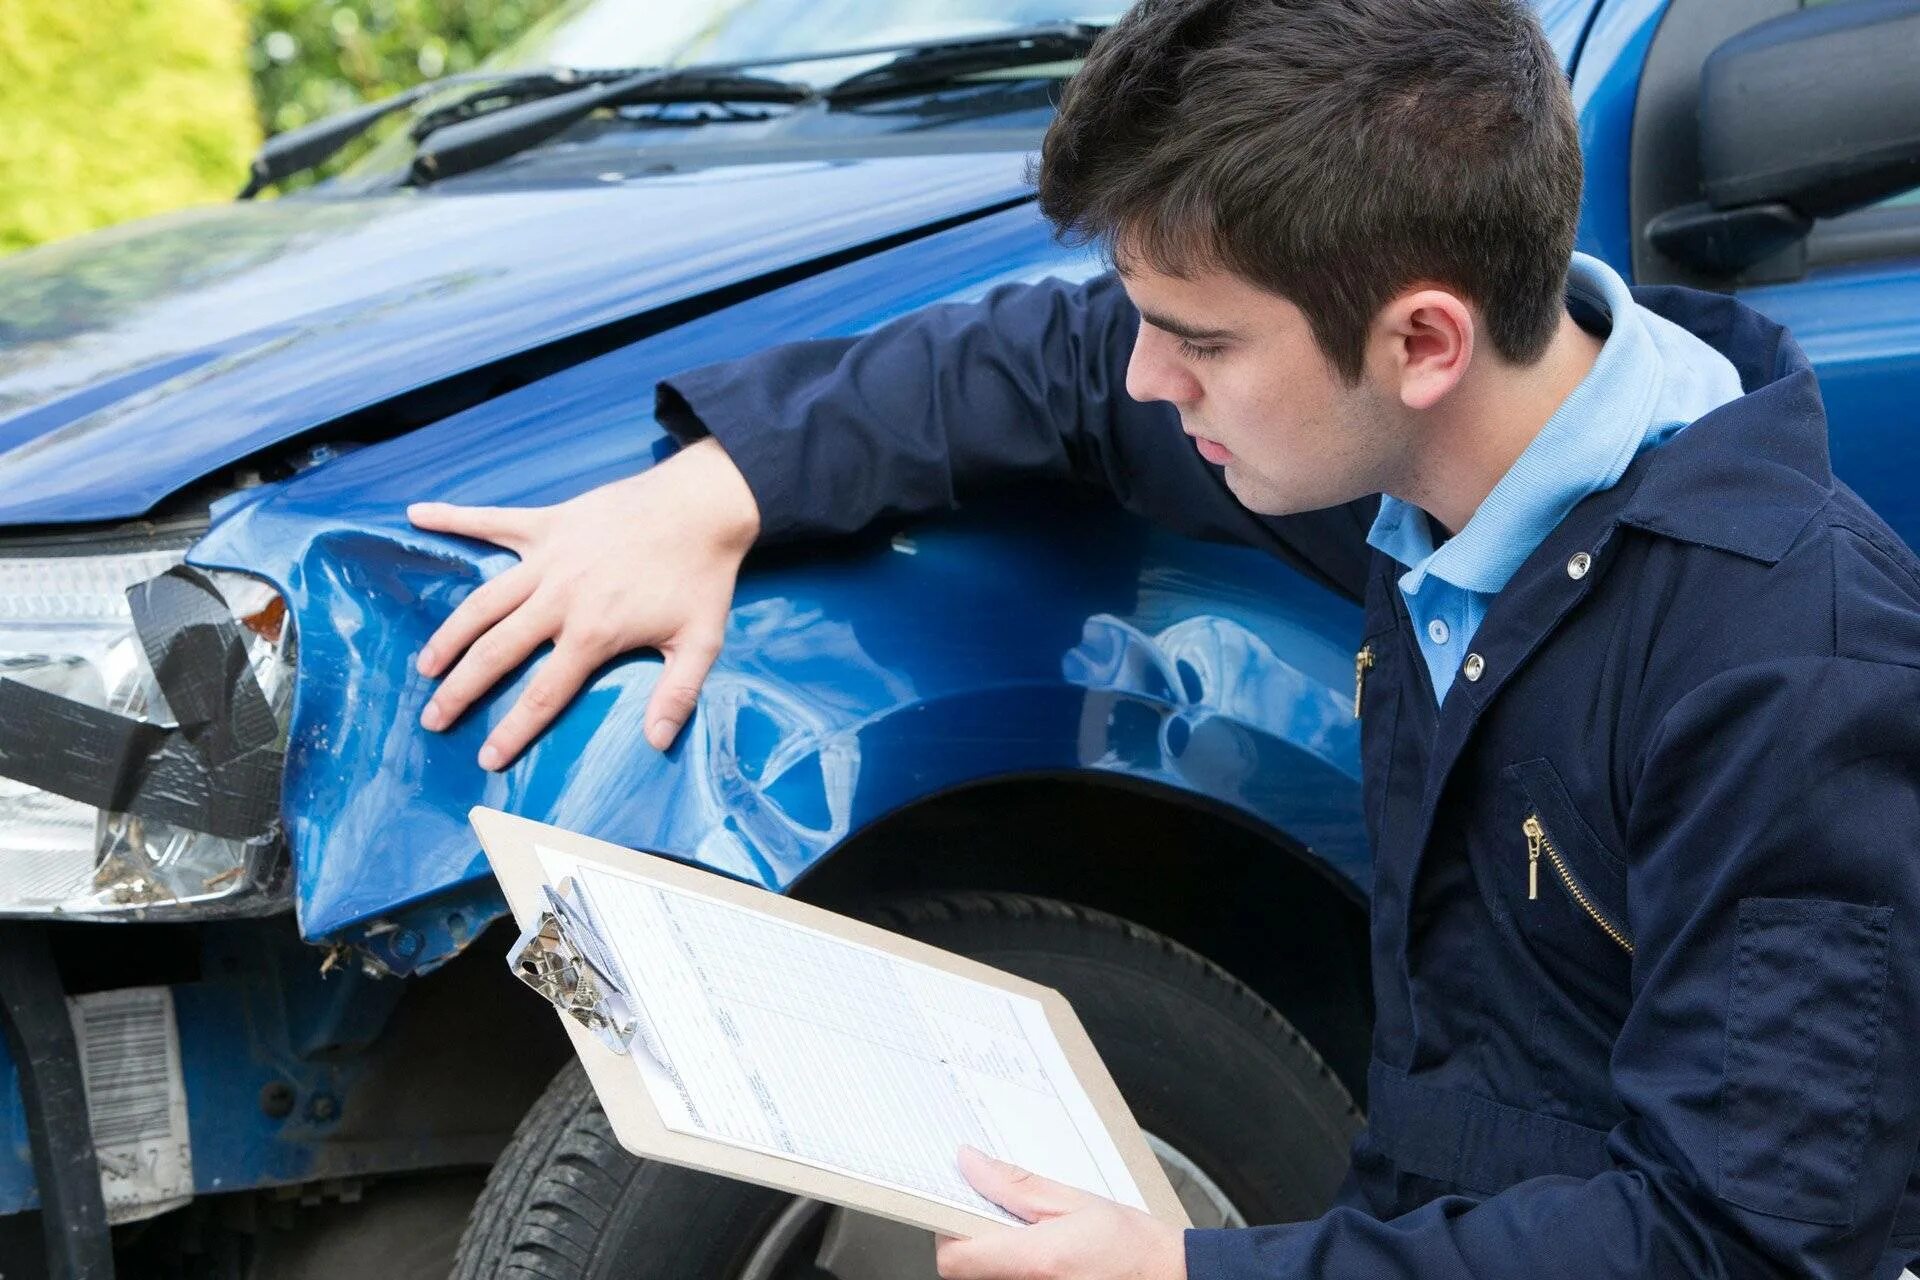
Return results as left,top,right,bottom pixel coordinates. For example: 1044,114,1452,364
1220,464,1279,514
1222,465,1339,518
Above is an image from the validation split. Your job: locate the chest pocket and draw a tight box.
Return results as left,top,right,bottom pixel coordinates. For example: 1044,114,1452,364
1502,758,1633,971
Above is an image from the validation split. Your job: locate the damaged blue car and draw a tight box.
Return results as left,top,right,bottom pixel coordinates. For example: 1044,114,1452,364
2,0,1917,1275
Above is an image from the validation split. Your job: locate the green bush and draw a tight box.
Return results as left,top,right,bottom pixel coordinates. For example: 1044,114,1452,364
0,1,571,255
247,1,570,137
0,0,260,255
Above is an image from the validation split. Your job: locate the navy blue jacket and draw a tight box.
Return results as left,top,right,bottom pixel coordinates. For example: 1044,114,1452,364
658,273,1920,1279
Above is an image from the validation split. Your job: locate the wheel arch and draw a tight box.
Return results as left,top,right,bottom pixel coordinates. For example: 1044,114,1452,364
788,770,1374,1104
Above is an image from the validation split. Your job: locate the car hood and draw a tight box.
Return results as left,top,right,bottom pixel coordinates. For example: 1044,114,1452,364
0,152,1033,526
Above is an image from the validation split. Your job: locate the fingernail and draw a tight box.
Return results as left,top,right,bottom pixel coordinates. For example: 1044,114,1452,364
649,719,677,748
420,703,445,731
416,646,437,675
478,744,503,771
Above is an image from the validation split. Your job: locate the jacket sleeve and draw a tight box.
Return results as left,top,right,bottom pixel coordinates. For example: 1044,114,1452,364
1186,654,1920,1279
654,272,1375,603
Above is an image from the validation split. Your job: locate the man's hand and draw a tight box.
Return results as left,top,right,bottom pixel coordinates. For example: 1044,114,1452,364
936,1147,1187,1280
408,437,760,769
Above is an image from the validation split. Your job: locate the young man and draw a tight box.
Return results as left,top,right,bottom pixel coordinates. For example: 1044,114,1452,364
409,0,1920,1275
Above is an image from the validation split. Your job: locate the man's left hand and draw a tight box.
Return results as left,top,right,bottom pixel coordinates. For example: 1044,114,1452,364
935,1146,1187,1280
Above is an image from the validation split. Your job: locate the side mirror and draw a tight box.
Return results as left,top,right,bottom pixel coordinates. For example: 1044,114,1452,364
1648,0,1920,276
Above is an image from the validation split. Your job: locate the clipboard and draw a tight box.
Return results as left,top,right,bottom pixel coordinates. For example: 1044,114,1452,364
471,805,1190,1238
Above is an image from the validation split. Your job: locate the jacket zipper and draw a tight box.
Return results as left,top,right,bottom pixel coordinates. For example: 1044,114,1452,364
1523,814,1633,954
1354,645,1375,718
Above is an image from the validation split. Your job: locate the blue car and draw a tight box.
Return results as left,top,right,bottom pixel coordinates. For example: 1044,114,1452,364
1,0,1915,1275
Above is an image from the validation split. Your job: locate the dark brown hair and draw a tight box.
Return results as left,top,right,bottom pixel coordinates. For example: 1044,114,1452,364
1037,0,1584,380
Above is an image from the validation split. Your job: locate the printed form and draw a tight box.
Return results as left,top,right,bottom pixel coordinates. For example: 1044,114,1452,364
536,845,1147,1224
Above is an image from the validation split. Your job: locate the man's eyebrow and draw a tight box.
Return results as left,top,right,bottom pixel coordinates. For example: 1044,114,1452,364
1137,308,1241,344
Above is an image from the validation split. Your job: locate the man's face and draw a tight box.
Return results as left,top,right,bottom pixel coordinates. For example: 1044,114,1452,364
1118,255,1407,516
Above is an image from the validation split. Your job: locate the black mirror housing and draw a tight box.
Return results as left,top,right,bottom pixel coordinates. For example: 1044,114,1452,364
1700,0,1920,221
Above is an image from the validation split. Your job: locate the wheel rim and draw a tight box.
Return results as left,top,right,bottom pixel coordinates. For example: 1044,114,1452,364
1144,1131,1248,1230
735,1131,1246,1280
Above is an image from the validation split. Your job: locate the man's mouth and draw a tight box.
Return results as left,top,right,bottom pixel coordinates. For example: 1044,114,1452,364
1190,435,1235,465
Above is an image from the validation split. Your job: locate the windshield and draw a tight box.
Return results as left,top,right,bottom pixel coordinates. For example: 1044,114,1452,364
501,0,1122,73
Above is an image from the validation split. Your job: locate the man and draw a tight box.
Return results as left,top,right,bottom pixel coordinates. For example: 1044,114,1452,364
408,0,1920,1275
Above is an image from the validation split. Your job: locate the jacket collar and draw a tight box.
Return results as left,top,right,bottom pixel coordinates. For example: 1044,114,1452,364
1611,285,1834,565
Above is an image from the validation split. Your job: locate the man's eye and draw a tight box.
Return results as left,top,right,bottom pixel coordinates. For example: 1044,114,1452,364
1177,339,1223,361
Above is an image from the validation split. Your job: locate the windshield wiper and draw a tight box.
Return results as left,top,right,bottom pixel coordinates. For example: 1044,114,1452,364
823,22,1104,103
237,66,638,198
407,23,1108,186
411,68,816,183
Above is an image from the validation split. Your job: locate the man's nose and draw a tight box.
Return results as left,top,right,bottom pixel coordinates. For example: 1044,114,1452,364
1125,329,1197,406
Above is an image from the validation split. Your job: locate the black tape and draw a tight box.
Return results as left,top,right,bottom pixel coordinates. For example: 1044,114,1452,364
0,925,115,1277
0,565,283,841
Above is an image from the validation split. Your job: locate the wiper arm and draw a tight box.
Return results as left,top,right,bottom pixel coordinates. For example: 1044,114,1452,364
237,66,632,199
823,22,1104,103
411,69,816,183
407,23,1108,186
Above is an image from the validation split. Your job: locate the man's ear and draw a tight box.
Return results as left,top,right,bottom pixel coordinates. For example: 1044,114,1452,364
1375,288,1474,411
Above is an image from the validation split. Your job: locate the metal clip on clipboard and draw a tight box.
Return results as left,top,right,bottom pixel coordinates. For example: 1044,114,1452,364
510,877,642,1057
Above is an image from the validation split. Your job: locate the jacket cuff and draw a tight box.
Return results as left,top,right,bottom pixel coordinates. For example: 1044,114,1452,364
1185,1225,1311,1280
654,364,805,542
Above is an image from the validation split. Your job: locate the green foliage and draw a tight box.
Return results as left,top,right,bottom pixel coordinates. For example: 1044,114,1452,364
0,0,260,255
0,1,574,255
246,0,572,137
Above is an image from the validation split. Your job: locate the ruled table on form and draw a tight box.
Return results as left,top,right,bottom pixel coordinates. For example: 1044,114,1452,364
535,846,1146,1222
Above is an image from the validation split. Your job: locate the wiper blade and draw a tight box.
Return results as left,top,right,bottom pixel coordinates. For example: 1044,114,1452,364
823,22,1104,103
406,24,1108,186
237,66,632,199
411,69,816,184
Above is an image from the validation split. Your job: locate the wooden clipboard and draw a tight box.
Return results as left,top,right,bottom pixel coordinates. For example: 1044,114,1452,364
471,805,1190,1238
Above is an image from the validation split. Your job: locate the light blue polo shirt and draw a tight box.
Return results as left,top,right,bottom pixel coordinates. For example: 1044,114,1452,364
1367,253,1745,702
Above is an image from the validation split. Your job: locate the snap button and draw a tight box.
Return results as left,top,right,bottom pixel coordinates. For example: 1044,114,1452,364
1463,652,1485,682
1427,618,1450,644
1567,551,1591,580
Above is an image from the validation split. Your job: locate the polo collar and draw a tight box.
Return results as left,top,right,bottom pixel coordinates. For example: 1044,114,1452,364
1368,253,1666,596
1367,270,1836,590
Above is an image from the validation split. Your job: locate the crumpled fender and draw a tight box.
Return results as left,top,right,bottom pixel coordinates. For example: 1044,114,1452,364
188,205,1366,954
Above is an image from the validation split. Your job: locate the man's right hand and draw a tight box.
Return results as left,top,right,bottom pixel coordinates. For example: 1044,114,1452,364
407,436,761,771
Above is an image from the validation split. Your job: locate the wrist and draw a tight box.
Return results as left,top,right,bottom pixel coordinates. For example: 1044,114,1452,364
1166,1223,1191,1280
685,436,762,551
633,437,759,552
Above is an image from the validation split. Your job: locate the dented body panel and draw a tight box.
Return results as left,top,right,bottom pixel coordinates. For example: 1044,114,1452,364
188,206,1370,953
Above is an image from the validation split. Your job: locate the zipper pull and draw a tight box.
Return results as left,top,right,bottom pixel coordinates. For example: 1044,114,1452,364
1523,815,1543,900
1353,645,1375,719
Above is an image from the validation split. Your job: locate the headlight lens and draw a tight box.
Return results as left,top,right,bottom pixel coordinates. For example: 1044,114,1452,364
0,535,296,919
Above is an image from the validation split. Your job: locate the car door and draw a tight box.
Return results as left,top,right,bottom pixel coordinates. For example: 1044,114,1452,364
1624,0,1920,548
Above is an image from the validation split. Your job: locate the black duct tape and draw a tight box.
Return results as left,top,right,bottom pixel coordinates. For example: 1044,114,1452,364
0,925,115,1278
0,565,283,842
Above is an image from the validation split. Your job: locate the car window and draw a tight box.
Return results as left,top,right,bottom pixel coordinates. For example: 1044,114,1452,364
502,0,1127,72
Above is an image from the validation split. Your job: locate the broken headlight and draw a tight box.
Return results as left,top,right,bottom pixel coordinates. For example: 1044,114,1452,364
0,531,296,919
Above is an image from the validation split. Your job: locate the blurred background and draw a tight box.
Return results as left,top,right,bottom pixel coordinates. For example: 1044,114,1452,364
0,0,569,255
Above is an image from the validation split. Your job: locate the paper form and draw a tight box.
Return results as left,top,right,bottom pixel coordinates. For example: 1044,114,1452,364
535,845,1147,1224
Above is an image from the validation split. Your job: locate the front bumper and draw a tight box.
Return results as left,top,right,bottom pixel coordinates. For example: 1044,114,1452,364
0,916,563,1272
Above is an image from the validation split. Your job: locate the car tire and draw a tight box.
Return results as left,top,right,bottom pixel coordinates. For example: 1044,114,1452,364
451,892,1361,1280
